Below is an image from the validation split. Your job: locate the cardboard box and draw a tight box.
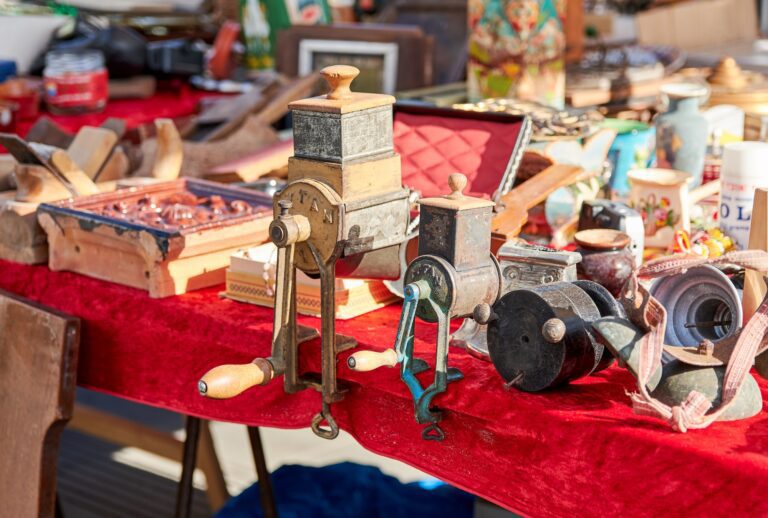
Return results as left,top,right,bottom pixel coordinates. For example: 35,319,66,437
636,0,758,50
225,243,398,319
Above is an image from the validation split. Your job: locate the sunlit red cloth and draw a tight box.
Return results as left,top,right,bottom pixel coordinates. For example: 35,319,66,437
1,259,768,517
5,95,768,516
16,83,215,135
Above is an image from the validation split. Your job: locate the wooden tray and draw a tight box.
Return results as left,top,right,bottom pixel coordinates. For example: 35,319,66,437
38,179,273,298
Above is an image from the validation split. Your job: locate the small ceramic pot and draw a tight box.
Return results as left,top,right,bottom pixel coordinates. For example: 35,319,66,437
574,229,635,297
628,168,692,249
655,83,709,187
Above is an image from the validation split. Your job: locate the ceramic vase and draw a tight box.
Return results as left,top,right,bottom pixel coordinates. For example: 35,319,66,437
628,168,692,249
655,83,709,187
602,119,655,199
574,229,635,297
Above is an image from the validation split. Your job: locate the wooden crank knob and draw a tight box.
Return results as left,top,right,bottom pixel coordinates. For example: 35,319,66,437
347,349,398,372
447,173,468,200
198,358,274,399
321,65,359,100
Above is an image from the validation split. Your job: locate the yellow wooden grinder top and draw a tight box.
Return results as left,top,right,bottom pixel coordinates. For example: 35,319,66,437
288,65,396,114
418,173,496,211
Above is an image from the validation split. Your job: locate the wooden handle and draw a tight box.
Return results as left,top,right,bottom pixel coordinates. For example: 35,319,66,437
151,119,183,181
50,150,100,197
502,164,583,211
492,164,583,241
198,361,270,399
321,65,359,100
347,349,398,372
13,164,72,204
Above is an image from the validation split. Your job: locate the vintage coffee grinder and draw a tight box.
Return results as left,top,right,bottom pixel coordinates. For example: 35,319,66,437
199,65,410,439
451,241,582,360
347,173,501,440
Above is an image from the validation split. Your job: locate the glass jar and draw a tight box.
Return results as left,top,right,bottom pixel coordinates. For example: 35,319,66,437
43,49,108,115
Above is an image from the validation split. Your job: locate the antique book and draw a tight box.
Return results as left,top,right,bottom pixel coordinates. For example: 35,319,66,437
225,243,398,319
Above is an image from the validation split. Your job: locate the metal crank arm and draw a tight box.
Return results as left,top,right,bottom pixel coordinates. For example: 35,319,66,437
198,200,308,400
197,243,296,399
346,281,425,373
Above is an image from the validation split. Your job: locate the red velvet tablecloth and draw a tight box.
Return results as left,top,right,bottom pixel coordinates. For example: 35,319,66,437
16,84,215,136
2,259,768,517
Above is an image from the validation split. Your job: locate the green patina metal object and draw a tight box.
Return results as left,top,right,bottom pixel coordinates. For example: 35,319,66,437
592,317,762,422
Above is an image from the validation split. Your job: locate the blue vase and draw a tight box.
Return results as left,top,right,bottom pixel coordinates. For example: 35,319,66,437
655,84,709,187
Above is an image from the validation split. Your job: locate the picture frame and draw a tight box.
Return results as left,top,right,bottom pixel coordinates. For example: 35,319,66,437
277,24,434,92
297,39,399,94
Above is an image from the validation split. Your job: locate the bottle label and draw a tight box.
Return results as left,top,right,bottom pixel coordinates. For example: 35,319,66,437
44,69,108,110
720,179,763,248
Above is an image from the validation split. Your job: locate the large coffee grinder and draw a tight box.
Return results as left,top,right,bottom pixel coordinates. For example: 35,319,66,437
198,65,410,439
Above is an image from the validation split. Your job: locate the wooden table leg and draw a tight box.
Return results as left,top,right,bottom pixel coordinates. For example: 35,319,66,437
175,416,201,518
247,426,278,518
198,421,230,510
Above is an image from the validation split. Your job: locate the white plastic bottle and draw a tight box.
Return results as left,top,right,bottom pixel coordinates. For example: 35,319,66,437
719,142,768,248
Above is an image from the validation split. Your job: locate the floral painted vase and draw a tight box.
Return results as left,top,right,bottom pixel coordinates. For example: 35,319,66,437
628,168,693,249
655,83,709,188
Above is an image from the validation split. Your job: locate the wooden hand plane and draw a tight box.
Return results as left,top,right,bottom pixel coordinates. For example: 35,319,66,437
491,164,583,253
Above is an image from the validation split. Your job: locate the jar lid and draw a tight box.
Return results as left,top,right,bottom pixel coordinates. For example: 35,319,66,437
574,229,631,250
45,49,105,73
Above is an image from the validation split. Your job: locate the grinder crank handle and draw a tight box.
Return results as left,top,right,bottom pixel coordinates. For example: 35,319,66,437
347,280,428,372
254,199,311,373
347,349,397,371
198,201,310,399
198,358,275,398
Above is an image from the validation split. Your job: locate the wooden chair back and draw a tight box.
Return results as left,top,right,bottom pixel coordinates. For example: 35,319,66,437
0,290,80,517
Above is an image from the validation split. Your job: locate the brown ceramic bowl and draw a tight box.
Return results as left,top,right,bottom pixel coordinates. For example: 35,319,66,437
574,229,631,251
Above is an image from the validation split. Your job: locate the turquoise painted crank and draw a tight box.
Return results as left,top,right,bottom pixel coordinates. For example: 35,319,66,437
348,174,502,440
348,279,463,440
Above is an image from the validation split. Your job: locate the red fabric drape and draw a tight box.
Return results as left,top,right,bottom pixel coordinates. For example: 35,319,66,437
1,259,767,517
16,84,214,136
5,93,768,516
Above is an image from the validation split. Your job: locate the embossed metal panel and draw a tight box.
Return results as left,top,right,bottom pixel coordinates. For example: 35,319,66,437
293,106,393,163
419,205,493,271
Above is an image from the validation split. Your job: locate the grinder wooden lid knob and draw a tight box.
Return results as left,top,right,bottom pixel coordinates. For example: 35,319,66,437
321,65,359,101
447,173,467,200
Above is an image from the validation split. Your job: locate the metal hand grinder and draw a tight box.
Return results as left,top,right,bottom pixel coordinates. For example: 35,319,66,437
347,173,501,440
198,65,410,439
